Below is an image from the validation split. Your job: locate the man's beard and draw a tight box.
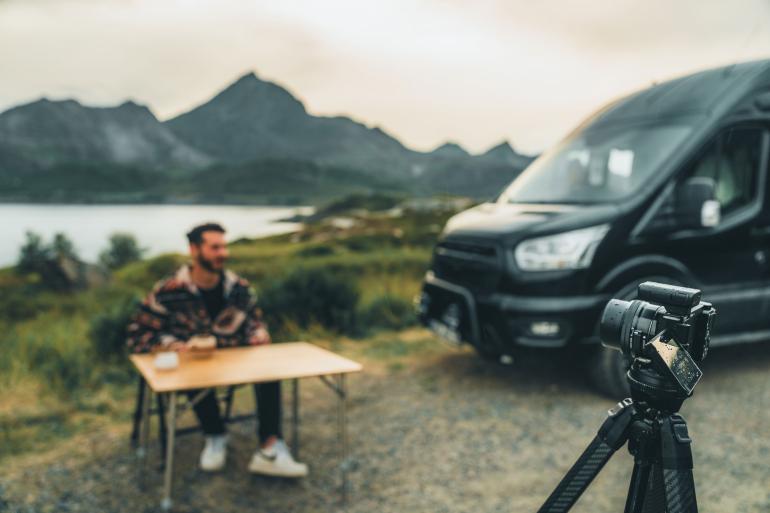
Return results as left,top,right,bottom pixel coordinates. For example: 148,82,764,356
197,254,225,273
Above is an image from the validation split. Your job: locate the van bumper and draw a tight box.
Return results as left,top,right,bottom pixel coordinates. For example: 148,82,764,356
418,272,609,351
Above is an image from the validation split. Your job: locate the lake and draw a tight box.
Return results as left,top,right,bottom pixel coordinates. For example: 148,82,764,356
1,204,312,267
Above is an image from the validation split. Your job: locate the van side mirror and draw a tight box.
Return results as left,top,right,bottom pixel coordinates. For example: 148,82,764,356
676,177,720,228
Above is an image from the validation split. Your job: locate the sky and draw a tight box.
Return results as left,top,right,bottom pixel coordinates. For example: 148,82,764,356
1,0,770,155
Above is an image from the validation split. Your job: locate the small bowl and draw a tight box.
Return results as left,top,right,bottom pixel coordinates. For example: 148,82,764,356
187,335,217,358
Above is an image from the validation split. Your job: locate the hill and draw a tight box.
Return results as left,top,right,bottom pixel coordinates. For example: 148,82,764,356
0,98,209,172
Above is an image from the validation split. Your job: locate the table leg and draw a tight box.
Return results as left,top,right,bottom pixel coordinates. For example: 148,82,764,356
292,378,300,457
138,381,151,488
338,374,349,503
161,391,177,511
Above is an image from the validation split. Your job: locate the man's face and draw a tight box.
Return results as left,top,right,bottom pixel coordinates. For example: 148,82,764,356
190,231,229,272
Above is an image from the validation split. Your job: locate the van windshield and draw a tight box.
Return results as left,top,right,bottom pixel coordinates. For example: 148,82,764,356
500,124,693,204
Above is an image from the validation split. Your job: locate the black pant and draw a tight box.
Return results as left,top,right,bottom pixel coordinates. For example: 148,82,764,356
186,381,282,443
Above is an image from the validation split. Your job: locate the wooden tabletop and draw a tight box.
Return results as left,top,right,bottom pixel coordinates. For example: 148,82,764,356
129,342,363,393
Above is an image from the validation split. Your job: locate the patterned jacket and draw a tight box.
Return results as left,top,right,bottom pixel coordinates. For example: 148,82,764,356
126,265,268,353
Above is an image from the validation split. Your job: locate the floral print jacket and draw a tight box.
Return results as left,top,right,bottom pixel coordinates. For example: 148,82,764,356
126,265,267,353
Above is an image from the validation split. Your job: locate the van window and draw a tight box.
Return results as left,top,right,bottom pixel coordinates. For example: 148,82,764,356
500,124,693,204
685,128,763,215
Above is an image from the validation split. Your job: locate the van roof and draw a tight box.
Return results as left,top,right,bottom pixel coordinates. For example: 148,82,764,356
590,59,770,128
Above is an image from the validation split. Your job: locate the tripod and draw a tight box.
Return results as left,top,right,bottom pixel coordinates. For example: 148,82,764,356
537,367,698,513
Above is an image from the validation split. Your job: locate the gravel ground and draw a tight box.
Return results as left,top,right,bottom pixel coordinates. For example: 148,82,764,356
2,332,770,513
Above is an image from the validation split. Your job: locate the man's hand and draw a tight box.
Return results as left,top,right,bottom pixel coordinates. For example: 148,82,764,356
248,327,272,346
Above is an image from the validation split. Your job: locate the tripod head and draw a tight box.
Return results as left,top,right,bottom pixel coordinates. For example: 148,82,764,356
627,361,688,414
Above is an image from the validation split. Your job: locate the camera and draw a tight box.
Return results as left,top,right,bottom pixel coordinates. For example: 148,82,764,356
599,282,716,396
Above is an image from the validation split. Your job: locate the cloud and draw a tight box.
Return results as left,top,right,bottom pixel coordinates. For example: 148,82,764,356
1,0,769,153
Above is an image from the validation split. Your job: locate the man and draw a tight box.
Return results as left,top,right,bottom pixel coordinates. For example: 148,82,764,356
126,222,307,477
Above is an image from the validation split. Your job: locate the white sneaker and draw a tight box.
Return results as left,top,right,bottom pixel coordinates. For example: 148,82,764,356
199,434,227,471
248,439,308,478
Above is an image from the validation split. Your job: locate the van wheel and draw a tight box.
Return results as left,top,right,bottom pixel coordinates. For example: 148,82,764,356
473,324,505,362
586,346,631,398
474,345,502,361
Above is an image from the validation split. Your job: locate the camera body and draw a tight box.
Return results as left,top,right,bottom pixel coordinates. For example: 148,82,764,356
600,282,716,396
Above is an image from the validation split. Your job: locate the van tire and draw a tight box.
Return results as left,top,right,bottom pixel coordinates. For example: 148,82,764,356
474,324,505,362
586,345,631,398
474,345,502,361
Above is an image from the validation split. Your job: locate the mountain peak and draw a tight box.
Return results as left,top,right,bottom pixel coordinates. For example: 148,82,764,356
116,99,151,111
431,141,469,158
479,139,537,167
482,140,516,158
118,99,141,108
212,70,305,110
232,70,259,85
32,97,82,108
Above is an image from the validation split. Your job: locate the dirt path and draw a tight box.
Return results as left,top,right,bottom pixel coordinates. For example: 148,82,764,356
2,332,769,512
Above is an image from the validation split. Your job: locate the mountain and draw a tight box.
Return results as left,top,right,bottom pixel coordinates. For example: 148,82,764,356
0,71,535,203
479,140,535,168
0,98,210,173
429,142,470,159
165,72,418,179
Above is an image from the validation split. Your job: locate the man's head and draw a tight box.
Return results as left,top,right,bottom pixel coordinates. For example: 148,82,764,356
186,223,228,273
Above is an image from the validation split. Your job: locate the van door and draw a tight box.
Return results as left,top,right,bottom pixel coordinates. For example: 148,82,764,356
648,126,770,337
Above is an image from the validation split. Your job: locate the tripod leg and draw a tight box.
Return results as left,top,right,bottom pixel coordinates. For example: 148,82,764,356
662,468,697,513
641,465,668,513
624,459,652,513
538,400,635,513
659,414,698,513
537,436,617,513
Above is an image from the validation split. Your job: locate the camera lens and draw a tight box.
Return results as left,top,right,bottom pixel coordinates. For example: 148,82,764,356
599,299,632,351
600,298,664,357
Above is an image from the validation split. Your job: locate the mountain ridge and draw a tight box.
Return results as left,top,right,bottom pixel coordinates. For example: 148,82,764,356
0,71,535,202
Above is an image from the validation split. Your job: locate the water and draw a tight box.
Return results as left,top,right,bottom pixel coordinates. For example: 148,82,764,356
1,204,312,267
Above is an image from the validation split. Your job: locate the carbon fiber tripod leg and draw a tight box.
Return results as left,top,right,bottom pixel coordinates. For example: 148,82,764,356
624,459,653,513
538,400,636,513
659,414,698,513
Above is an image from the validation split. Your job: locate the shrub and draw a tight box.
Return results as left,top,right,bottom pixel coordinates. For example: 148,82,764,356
113,253,185,292
16,232,83,291
259,268,359,336
90,297,138,362
295,244,336,257
359,294,416,333
16,231,51,275
99,233,145,270
146,254,183,278
51,233,78,260
0,286,51,322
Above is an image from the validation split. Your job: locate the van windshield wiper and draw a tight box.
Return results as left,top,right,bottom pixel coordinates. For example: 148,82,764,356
507,199,604,206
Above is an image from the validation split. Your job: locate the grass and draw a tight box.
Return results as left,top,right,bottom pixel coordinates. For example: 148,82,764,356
0,200,459,461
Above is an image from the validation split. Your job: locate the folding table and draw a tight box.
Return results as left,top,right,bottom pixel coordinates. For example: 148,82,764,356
129,342,362,510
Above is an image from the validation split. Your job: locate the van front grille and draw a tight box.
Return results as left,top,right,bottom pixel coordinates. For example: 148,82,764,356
436,240,498,259
433,238,501,293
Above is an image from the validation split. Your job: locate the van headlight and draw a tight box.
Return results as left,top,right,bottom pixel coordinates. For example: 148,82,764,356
513,224,610,271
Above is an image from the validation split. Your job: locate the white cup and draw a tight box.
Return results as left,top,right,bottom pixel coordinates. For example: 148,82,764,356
154,351,179,371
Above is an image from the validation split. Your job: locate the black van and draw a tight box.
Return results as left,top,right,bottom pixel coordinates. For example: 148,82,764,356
418,59,770,396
